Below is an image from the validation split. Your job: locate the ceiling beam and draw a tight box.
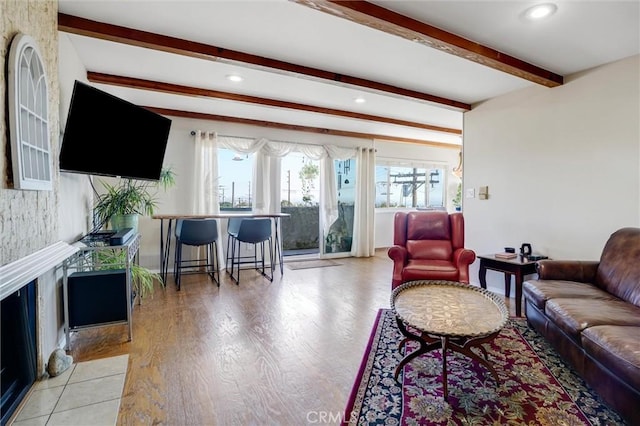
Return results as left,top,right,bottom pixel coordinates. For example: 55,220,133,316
59,13,470,111
293,0,563,88
88,72,461,136
147,107,461,149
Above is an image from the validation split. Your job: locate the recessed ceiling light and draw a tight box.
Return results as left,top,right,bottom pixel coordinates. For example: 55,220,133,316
522,3,558,21
226,74,243,83
354,96,366,104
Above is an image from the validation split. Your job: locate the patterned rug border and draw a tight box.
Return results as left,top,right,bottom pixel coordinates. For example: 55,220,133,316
343,308,624,425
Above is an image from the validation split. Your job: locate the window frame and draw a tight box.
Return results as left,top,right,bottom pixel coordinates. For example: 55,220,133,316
375,158,448,209
8,33,52,191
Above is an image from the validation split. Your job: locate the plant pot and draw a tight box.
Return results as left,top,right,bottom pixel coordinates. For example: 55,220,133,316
110,214,139,232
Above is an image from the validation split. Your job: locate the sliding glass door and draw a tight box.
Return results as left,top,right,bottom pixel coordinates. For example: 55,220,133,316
280,153,320,256
324,159,354,255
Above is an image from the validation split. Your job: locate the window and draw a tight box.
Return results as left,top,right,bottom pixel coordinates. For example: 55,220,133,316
375,164,445,208
8,34,52,190
218,148,252,210
281,153,320,207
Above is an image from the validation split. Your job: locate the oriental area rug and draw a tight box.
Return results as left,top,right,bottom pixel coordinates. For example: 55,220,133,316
343,309,625,425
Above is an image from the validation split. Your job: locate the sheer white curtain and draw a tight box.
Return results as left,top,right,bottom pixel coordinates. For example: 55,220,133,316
193,131,220,215
216,136,272,212
254,140,294,214
193,131,223,263
351,147,376,257
208,133,375,257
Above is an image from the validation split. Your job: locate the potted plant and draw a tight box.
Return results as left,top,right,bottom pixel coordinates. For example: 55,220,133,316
92,168,175,301
93,167,176,231
90,249,163,302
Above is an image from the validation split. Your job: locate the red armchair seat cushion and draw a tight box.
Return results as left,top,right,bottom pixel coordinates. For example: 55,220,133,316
402,259,459,282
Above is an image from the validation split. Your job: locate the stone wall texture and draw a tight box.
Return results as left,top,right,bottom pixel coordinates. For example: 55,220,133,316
1,0,59,266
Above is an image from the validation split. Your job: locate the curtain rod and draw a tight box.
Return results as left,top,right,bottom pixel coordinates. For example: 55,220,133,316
190,130,254,141
189,130,373,149
190,130,309,147
378,155,448,165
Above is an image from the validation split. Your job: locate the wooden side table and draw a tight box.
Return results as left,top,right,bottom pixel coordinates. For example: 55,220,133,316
478,255,539,317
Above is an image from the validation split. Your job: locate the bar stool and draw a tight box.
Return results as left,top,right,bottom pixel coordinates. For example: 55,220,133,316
226,217,243,271
174,218,220,290
229,218,273,285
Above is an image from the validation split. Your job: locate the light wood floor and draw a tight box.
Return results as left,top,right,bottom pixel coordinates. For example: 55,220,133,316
68,249,517,425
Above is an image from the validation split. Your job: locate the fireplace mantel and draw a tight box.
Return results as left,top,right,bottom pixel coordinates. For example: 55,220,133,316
0,241,78,301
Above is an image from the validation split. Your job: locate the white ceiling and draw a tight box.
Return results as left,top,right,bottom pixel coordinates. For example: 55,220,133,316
57,0,640,146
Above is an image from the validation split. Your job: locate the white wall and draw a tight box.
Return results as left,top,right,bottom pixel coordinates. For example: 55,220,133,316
42,34,96,355
463,55,640,293
58,34,94,243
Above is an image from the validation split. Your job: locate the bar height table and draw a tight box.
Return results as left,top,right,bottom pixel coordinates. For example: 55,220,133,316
153,212,290,285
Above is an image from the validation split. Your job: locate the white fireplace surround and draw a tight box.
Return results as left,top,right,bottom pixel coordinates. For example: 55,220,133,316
0,242,78,301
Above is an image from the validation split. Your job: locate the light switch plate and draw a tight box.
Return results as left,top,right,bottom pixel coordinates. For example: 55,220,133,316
465,188,475,198
479,186,488,200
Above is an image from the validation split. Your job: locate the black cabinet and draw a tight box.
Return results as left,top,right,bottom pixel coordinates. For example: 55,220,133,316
67,269,127,328
63,234,139,349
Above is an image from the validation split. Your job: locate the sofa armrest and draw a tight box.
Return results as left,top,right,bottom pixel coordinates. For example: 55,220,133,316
388,246,408,288
536,260,599,282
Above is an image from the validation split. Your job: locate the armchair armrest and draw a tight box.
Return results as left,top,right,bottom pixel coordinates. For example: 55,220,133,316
536,260,599,283
453,248,476,284
388,246,408,288
453,248,476,266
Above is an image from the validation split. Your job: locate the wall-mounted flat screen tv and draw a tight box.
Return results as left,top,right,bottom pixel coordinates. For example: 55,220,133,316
59,80,171,181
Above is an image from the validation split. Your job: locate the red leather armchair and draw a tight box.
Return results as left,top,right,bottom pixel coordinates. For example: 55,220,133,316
388,211,476,289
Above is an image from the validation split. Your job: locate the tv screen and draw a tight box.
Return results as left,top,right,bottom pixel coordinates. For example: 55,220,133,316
59,81,171,181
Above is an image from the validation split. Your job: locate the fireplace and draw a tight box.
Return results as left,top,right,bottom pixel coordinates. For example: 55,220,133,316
0,242,78,425
0,280,37,425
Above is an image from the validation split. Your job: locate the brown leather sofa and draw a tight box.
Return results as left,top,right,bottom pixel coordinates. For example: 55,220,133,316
523,227,640,424
388,211,476,289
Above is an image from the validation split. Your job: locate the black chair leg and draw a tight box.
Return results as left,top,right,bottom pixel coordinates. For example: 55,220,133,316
254,243,258,269
207,242,219,287
226,234,233,272
230,238,240,285
175,243,182,291
214,241,220,286
265,238,273,282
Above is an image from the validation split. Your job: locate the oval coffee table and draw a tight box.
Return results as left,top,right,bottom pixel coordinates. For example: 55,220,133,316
391,280,509,400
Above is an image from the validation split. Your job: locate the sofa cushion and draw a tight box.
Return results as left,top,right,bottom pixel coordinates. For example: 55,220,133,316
545,298,640,341
523,280,618,310
595,227,640,308
581,325,640,390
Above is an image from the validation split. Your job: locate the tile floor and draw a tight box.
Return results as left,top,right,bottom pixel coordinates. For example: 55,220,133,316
10,354,128,426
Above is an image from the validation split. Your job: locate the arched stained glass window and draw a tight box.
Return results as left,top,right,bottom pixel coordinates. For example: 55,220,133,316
8,34,52,190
